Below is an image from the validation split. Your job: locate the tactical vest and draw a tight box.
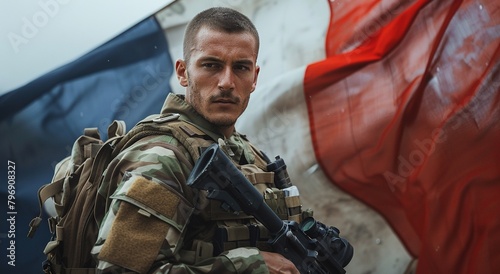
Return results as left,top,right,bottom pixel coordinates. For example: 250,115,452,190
135,113,309,265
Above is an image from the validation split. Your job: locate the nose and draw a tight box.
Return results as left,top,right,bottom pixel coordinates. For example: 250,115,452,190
218,66,235,91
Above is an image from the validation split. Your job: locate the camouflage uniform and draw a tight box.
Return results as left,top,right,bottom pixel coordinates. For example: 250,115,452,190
91,94,275,274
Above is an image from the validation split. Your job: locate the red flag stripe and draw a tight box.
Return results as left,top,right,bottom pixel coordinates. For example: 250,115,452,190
304,0,500,273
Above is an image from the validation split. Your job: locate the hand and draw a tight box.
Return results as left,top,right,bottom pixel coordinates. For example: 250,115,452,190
261,251,300,274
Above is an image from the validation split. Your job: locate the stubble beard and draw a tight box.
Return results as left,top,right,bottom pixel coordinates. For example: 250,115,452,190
187,83,242,129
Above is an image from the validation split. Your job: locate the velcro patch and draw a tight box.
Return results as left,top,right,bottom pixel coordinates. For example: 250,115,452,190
99,177,183,273
127,177,180,219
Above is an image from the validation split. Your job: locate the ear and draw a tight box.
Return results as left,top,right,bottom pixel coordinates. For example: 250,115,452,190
175,59,188,87
251,65,260,93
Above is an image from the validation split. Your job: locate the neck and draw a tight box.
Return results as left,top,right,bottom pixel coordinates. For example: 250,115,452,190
218,125,235,138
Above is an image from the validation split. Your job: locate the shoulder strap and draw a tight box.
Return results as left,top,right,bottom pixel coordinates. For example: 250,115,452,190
109,112,268,178
110,113,180,158
167,121,214,161
115,113,215,162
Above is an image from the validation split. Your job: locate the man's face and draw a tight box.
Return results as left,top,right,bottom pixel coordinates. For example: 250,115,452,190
176,26,259,133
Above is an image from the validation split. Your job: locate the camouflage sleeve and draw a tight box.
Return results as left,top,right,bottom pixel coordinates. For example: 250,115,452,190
152,247,269,274
91,135,270,274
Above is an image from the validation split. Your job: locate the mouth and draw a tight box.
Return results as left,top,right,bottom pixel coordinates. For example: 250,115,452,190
214,100,235,104
212,97,237,105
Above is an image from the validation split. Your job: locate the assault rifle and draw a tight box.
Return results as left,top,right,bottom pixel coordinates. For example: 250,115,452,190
186,144,353,274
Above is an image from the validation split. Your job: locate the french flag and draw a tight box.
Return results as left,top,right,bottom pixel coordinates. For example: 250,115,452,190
1,0,499,273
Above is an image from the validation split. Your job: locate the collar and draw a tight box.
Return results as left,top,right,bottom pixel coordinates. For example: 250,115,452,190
160,93,254,164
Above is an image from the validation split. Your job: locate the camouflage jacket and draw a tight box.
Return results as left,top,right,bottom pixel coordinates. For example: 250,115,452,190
91,94,272,274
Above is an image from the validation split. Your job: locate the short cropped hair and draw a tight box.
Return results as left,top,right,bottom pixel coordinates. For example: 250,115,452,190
183,7,260,63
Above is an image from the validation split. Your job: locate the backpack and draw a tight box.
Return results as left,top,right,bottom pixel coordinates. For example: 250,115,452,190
27,113,200,274
27,111,279,274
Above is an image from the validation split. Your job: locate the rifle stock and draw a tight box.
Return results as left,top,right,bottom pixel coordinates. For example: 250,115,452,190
187,144,353,273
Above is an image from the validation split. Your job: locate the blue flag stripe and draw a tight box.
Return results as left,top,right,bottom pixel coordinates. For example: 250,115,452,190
0,16,173,273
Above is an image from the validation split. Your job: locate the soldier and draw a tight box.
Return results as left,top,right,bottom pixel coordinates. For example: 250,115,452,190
92,7,300,273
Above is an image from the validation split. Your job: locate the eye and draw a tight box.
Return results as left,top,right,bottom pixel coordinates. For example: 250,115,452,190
234,64,250,71
202,63,221,69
